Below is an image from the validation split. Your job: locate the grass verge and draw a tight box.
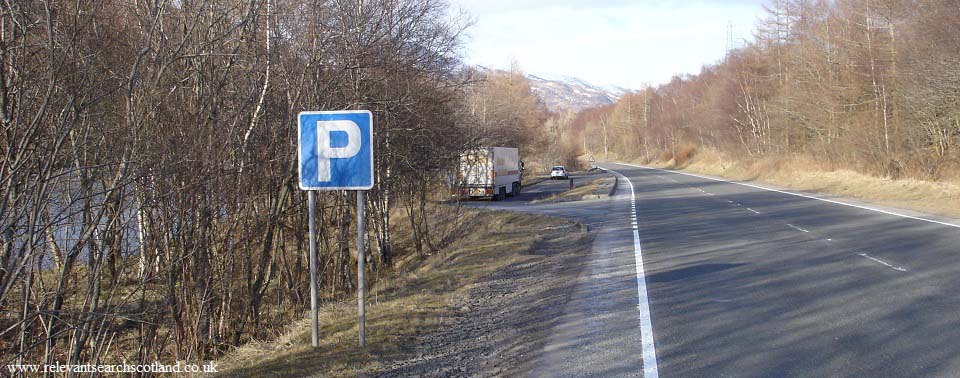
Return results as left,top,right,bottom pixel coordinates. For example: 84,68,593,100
534,174,616,203
215,207,585,377
522,174,550,187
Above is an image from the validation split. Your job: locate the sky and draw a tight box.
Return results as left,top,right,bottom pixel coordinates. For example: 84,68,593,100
448,0,770,90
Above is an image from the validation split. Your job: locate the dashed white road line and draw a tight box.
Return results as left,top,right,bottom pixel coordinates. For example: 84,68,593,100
607,163,930,374
609,169,660,378
858,253,908,272
619,163,960,229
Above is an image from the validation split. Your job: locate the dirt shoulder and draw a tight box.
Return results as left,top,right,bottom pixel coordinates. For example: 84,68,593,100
633,151,960,220
216,208,592,377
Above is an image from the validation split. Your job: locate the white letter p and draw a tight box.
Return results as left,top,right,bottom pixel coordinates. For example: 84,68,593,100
316,120,362,182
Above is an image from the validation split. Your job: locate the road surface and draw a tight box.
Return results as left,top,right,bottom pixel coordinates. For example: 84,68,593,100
480,162,960,377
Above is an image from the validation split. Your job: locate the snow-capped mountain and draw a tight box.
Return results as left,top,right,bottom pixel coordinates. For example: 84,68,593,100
526,74,628,112
472,66,628,112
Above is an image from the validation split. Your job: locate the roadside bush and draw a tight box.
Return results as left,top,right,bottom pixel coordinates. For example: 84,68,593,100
675,144,697,166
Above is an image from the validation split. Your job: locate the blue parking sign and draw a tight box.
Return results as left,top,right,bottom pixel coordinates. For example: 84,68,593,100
298,110,374,190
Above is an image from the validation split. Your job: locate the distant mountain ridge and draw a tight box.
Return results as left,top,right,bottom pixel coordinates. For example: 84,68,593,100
474,66,628,112
526,74,628,112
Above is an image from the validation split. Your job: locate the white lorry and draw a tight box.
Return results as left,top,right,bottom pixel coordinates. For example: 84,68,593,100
458,147,523,200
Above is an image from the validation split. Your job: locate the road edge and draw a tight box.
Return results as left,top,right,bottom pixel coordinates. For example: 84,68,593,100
617,163,960,229
605,167,660,378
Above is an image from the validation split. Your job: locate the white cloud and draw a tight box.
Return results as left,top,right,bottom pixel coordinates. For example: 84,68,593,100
449,0,768,89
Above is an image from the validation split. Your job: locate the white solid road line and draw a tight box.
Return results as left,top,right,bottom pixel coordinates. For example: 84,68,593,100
610,169,660,378
858,253,908,272
619,163,960,229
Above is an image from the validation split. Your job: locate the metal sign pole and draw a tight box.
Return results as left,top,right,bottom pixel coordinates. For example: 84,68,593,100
308,190,319,348
357,190,367,348
299,110,373,350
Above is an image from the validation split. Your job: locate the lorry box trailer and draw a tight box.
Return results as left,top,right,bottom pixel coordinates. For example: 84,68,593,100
458,147,523,200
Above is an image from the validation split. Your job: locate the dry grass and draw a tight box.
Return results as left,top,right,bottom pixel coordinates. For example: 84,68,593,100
522,174,550,187
215,208,584,377
643,148,960,219
674,144,697,166
534,175,616,203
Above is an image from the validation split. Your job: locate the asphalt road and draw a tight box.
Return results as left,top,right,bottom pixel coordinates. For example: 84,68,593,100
471,171,649,376
475,162,960,377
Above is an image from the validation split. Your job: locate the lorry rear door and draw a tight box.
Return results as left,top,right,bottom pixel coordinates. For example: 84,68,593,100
460,149,493,188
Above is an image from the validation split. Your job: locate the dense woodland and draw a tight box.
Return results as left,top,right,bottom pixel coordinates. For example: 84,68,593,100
0,0,549,370
573,0,960,180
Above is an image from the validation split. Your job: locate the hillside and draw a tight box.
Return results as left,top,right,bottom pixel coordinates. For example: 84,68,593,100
526,74,627,112
475,66,626,112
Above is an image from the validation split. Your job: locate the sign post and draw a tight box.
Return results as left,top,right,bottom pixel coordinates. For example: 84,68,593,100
357,190,366,348
308,191,319,348
298,110,374,349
